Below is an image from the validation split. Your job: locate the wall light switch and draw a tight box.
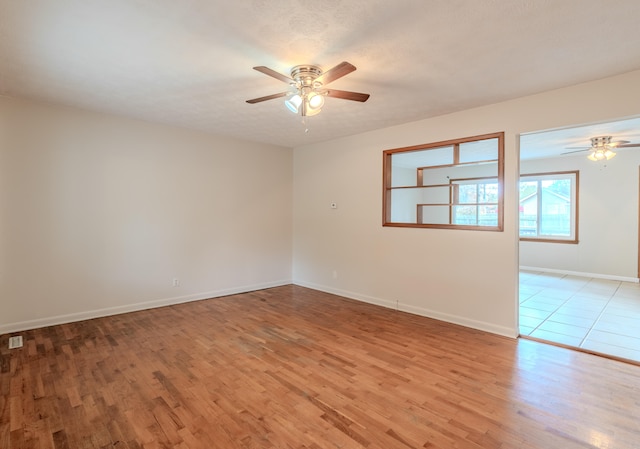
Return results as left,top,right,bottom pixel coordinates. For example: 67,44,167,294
9,336,23,349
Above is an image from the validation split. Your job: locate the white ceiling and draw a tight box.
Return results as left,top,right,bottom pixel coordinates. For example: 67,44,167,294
1,0,640,149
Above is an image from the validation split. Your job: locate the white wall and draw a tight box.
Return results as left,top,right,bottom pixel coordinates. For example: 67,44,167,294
520,151,640,280
292,70,640,337
4,70,639,338
0,97,293,333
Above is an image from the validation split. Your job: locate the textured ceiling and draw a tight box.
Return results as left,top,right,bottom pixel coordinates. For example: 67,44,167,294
1,0,640,148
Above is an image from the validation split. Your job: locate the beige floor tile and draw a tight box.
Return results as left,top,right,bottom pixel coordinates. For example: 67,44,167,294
580,340,640,363
592,320,640,339
519,300,561,312
530,329,583,347
519,307,553,320
548,312,598,327
584,329,640,350
520,273,640,362
519,325,535,336
519,315,545,329
554,307,604,320
597,313,640,327
537,321,590,339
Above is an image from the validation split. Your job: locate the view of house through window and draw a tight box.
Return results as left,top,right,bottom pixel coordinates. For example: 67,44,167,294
519,171,578,242
452,178,500,226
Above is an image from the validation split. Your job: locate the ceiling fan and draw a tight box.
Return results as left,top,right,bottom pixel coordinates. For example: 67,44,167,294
561,136,640,161
246,61,370,117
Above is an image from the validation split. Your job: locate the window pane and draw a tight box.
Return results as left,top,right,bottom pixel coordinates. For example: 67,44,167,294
458,185,478,204
478,205,498,226
455,182,499,204
453,205,499,226
478,183,499,202
519,181,538,236
453,205,477,225
519,173,576,241
540,180,571,237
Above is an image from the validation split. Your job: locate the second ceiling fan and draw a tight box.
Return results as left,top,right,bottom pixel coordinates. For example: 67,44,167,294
246,61,370,116
562,136,640,161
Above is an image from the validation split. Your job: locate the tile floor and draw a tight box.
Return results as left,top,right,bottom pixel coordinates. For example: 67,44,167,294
519,270,640,363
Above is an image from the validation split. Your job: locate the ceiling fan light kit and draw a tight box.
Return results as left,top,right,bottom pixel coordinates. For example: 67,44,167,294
247,61,370,118
587,149,616,161
284,94,302,113
307,91,325,110
586,136,616,161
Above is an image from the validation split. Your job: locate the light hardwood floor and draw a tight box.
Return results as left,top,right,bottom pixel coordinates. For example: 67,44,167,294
1,285,639,449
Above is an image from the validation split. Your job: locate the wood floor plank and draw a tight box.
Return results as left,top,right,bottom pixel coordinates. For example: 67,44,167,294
2,285,640,448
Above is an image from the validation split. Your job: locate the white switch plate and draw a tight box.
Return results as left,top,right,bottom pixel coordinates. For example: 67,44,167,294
8,336,23,349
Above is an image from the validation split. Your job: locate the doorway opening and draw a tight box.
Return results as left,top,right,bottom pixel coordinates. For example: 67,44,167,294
518,116,640,364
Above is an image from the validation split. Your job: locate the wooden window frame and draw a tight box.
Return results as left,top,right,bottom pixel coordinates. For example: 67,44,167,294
383,132,504,231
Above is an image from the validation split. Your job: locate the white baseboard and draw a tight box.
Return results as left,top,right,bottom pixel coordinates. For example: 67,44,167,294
397,302,517,338
0,279,292,335
294,280,398,310
293,280,518,339
519,266,639,283
2,279,520,339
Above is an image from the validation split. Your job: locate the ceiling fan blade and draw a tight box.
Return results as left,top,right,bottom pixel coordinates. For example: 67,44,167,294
246,92,289,104
560,149,589,155
325,89,370,102
316,61,356,85
561,138,638,155
610,140,630,146
253,66,293,84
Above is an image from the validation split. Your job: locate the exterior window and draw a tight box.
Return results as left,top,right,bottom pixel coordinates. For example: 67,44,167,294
519,171,578,243
383,132,504,231
452,178,500,226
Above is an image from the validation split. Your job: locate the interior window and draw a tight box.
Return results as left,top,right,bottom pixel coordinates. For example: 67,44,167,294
383,132,504,231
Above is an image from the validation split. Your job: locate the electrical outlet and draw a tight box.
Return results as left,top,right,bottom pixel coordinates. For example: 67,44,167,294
8,336,23,349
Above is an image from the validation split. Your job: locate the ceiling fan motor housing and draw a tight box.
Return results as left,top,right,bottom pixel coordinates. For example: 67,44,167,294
290,65,323,89
591,136,612,148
